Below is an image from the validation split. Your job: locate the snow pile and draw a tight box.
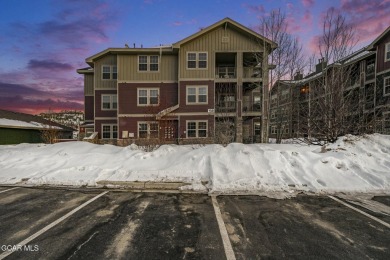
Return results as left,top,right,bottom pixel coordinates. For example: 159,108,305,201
0,134,389,195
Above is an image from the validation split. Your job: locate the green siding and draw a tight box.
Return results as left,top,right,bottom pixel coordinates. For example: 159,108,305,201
0,128,43,145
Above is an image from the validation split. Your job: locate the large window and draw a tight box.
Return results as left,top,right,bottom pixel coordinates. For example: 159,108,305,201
384,77,390,96
102,65,117,80
102,125,118,139
187,52,207,69
385,42,390,62
138,88,159,106
138,122,159,139
138,55,159,72
186,121,207,138
101,94,117,110
186,86,207,104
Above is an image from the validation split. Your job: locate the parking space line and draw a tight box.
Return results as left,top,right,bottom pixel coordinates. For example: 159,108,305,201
0,191,109,260
0,187,19,194
328,195,390,229
211,196,236,260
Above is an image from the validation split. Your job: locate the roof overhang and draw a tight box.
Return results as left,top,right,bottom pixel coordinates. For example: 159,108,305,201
367,26,390,50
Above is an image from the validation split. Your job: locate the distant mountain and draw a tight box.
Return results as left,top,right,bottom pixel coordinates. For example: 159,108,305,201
39,110,84,130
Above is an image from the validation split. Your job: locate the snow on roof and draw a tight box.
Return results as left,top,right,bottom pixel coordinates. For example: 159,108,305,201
0,118,62,130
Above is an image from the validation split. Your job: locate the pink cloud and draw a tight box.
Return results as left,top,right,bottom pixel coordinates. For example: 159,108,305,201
302,0,315,8
242,3,265,13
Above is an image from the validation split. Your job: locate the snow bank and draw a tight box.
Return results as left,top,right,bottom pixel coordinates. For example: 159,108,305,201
0,134,389,195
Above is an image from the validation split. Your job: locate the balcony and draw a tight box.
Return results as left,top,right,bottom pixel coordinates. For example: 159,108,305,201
243,101,261,116
215,66,236,79
215,101,236,113
243,67,262,80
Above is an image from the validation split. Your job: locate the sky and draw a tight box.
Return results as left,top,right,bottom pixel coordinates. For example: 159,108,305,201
0,0,389,115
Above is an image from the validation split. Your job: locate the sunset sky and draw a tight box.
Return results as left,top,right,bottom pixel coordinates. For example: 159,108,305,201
0,0,389,115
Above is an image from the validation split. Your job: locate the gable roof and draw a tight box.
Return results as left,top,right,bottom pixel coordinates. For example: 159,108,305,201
0,109,74,131
367,26,390,50
172,17,277,49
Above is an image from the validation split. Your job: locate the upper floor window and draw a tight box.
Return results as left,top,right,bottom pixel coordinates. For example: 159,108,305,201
254,122,261,136
102,65,117,80
138,88,159,106
102,124,118,139
384,77,390,96
101,94,117,110
385,43,390,62
186,86,207,104
187,52,207,69
138,55,159,72
187,121,207,138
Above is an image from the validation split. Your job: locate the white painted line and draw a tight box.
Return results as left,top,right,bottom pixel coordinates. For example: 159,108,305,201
211,196,236,260
0,191,109,260
0,187,20,194
328,195,390,229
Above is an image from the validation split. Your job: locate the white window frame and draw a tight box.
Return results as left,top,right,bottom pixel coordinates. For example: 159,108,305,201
186,85,208,105
186,120,208,138
101,124,118,139
384,76,390,96
186,52,208,70
137,121,159,139
385,42,390,62
138,55,159,72
271,126,277,134
137,88,159,106
101,94,117,110
101,65,117,80
254,122,261,136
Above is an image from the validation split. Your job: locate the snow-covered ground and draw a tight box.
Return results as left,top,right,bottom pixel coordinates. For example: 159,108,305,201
0,134,389,196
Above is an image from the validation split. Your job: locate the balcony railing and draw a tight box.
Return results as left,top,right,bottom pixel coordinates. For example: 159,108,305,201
243,67,262,78
215,67,236,79
215,101,236,113
243,101,261,112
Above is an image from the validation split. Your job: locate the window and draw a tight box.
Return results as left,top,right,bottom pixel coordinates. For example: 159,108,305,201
384,77,390,96
187,52,207,69
101,94,117,110
138,55,159,72
138,122,159,139
271,126,277,134
102,125,118,139
386,43,390,62
366,59,375,75
384,113,390,134
102,65,117,80
187,121,207,138
138,88,159,106
186,86,208,104
254,122,261,136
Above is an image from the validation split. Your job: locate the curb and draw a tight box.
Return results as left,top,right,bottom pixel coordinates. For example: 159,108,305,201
96,180,192,190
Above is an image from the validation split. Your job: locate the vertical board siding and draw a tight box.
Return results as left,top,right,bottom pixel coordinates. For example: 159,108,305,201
84,74,94,95
377,33,390,72
118,54,178,81
95,55,117,89
179,26,264,79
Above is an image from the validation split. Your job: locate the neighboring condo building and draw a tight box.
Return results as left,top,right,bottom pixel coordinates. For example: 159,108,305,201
77,18,277,145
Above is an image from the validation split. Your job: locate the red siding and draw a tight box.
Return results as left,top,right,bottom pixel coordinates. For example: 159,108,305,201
178,115,214,139
119,117,178,139
95,90,118,118
118,83,178,114
376,32,390,73
177,80,215,113
95,119,117,139
84,96,94,122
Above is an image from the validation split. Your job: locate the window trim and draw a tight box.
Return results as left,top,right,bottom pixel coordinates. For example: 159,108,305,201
186,120,208,138
137,121,159,139
137,55,160,72
186,52,208,70
101,65,117,80
101,124,118,139
384,76,390,96
254,122,261,136
186,85,208,105
101,94,117,110
385,42,390,62
137,88,160,106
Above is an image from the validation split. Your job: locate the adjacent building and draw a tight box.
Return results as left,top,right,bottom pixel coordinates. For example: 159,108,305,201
77,18,276,145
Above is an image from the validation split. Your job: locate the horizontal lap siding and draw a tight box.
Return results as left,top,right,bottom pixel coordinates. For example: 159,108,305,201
178,115,214,139
118,54,178,81
118,83,178,114
177,80,215,113
84,96,94,122
95,119,117,139
95,90,118,118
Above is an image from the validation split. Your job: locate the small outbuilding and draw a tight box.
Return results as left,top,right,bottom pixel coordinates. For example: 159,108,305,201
0,109,74,145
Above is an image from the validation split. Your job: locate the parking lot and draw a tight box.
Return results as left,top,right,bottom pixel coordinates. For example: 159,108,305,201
0,186,389,259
